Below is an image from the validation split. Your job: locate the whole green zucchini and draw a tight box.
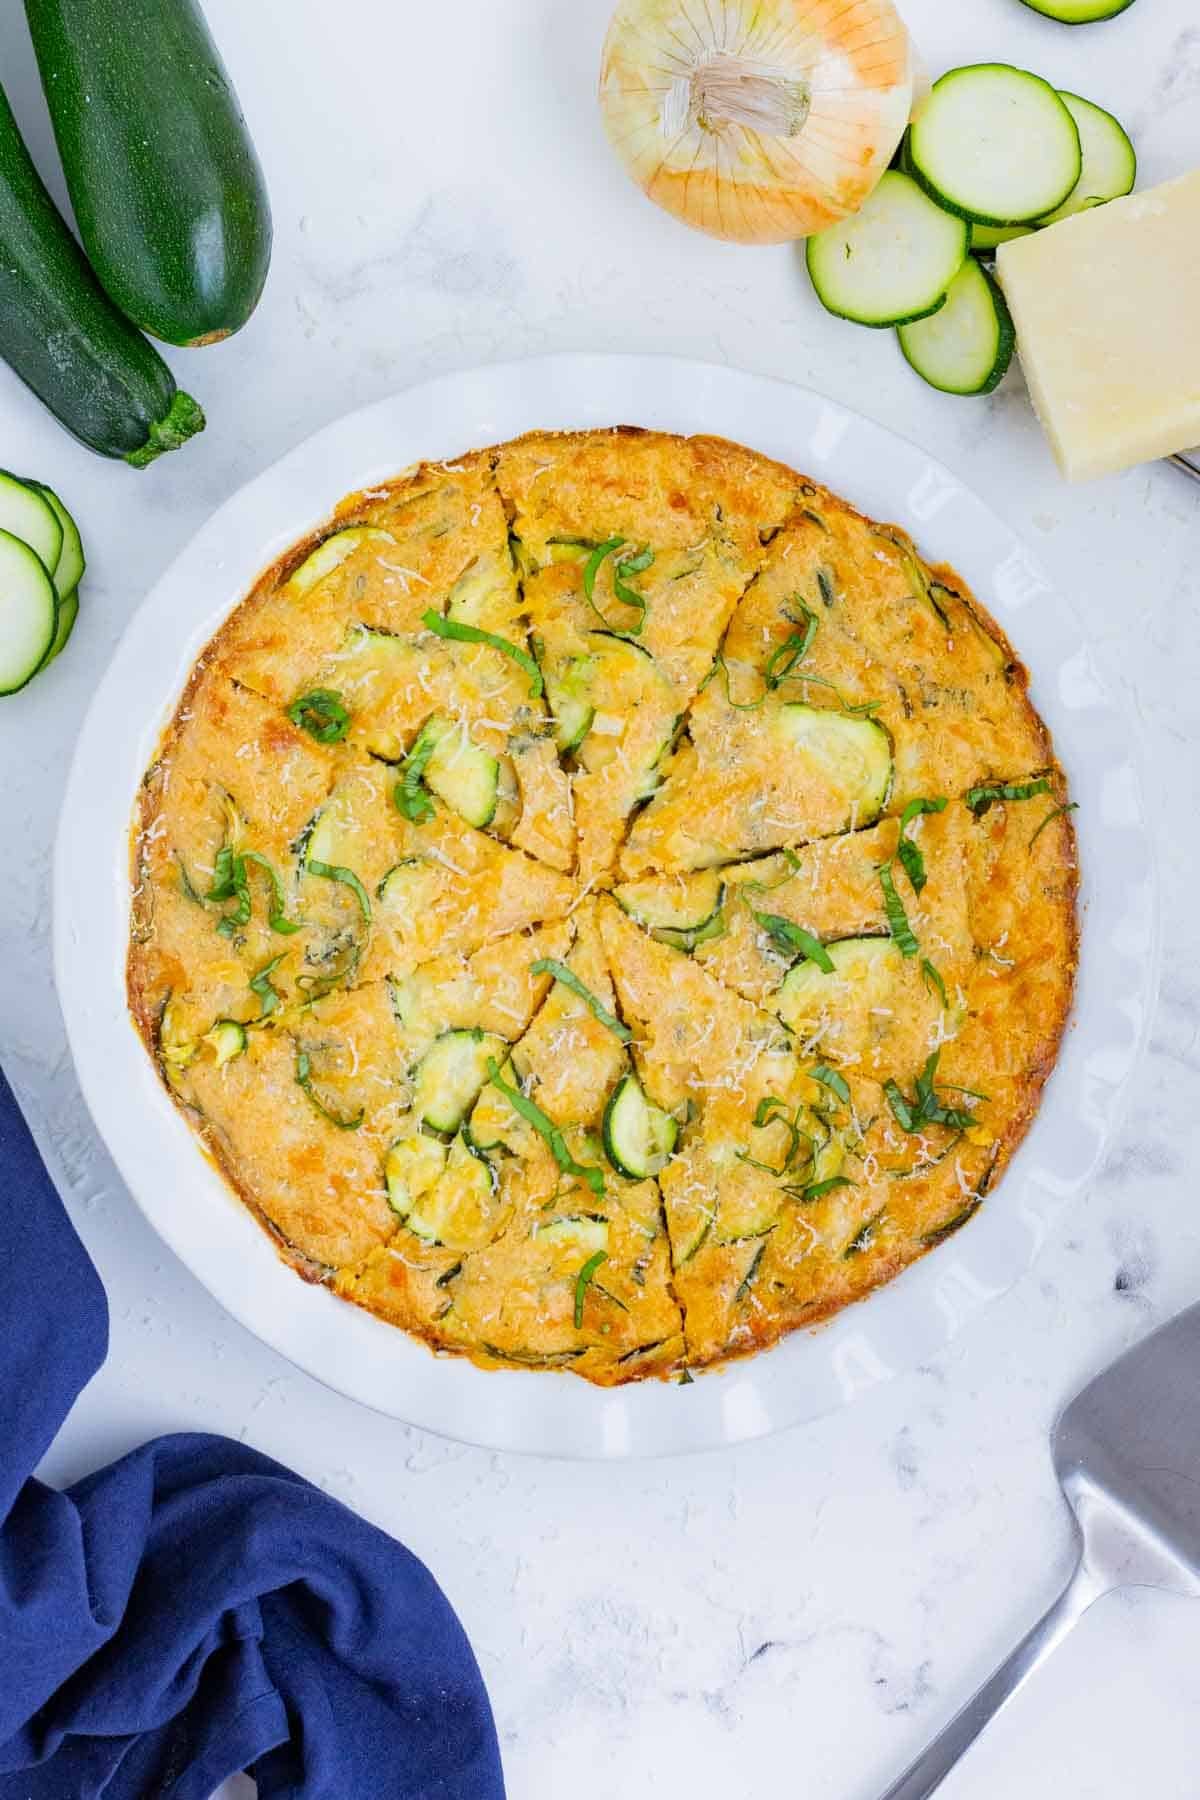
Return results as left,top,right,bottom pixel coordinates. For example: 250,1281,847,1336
0,82,203,465
25,0,272,347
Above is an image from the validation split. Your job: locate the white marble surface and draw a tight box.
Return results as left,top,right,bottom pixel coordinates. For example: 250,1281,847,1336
1,1,1198,1794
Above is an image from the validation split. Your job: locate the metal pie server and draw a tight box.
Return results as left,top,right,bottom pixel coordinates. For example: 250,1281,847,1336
880,1303,1200,1799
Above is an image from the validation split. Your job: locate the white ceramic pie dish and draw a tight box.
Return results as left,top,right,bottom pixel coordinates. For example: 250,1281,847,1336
54,354,1158,1458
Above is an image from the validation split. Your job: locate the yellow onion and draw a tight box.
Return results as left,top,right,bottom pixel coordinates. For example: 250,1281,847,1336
599,0,916,244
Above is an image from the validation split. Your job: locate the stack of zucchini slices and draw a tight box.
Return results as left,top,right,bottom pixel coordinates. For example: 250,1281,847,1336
806,64,1136,397
0,471,83,694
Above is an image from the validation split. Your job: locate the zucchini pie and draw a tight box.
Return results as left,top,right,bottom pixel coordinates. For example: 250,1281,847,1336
128,429,1077,1384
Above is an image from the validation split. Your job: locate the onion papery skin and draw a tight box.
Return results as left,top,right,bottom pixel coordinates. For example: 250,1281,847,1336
600,0,915,244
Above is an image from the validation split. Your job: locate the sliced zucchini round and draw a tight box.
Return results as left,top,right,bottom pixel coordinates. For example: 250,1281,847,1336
202,1019,247,1068
806,170,969,329
970,222,1033,254
1019,0,1136,18
546,668,595,753
809,1125,846,1190
1037,93,1136,226
909,65,1082,226
446,554,506,626
535,1214,609,1253
613,869,725,952
775,936,904,1062
412,1028,508,1134
718,1184,783,1244
773,704,893,825
0,529,57,695
377,857,443,919
419,717,500,830
0,470,61,574
602,1073,678,1180
285,527,395,597
898,258,1016,397
545,538,594,565
42,585,79,665
304,787,371,873
407,1134,503,1251
26,480,84,598
385,1133,449,1219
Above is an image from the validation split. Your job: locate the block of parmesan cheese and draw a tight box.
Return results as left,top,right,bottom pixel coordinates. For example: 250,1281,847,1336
996,170,1200,481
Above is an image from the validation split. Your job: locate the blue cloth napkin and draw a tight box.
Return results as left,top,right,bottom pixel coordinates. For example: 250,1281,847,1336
0,1064,505,1800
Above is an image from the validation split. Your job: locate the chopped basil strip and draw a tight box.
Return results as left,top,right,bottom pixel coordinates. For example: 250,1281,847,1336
295,1048,364,1129
287,688,351,744
241,852,301,934
810,1065,851,1106
895,796,947,895
249,953,287,1017
883,1079,915,1133
1029,800,1079,848
785,673,881,717
763,600,818,689
395,732,438,823
612,545,654,619
582,535,653,636
710,651,766,711
878,863,919,958
306,858,372,924
921,958,948,1008
739,1094,811,1178
800,1175,852,1204
709,653,878,720
884,1050,979,1136
531,958,632,1044
486,1057,605,1198
422,609,543,699
574,1250,608,1329
752,911,834,973
964,776,1052,819
207,847,300,938
205,845,249,936
583,539,624,598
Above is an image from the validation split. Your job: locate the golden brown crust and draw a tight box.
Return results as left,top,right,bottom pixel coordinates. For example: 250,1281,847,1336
127,428,1077,1384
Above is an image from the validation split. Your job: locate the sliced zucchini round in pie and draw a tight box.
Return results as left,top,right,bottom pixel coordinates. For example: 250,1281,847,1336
612,869,725,951
534,1214,610,1254
408,716,501,829
285,526,395,597
412,1027,508,1133
202,1019,248,1068
377,856,444,920
775,936,904,1060
405,1134,505,1251
385,1132,449,1219
545,631,669,760
545,655,597,752
716,1164,785,1244
773,705,894,827
603,1072,678,1179
304,786,373,874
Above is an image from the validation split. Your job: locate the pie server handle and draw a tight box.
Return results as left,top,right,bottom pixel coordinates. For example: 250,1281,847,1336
875,1553,1108,1800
